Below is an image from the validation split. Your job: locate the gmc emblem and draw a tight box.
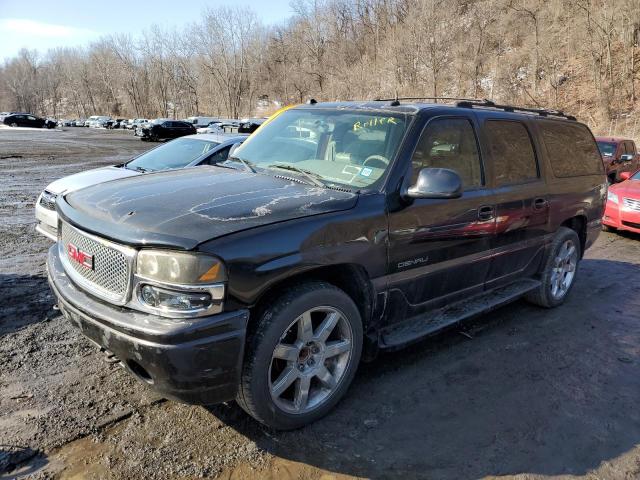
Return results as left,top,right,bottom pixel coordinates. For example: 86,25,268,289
67,243,94,270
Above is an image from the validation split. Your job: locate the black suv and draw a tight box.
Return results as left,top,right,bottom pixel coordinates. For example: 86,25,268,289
47,100,606,429
136,119,197,141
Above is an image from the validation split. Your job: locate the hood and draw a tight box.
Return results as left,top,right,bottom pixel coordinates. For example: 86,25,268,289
46,166,139,195
61,166,358,250
610,178,640,198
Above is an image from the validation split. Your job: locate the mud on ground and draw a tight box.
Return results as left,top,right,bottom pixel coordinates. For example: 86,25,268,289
2,128,640,479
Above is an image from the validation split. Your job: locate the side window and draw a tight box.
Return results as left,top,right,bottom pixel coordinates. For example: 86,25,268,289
538,121,603,177
485,120,538,186
411,118,483,189
203,146,231,165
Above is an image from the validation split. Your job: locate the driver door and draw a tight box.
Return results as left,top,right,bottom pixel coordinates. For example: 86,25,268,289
387,116,496,320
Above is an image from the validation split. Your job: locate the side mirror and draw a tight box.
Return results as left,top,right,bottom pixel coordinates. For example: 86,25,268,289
229,142,242,158
405,168,463,200
620,154,634,162
619,171,632,181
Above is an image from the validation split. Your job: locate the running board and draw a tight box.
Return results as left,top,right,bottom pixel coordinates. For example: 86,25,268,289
380,279,541,349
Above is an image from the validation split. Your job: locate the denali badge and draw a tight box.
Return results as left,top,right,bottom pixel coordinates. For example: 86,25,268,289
67,243,94,270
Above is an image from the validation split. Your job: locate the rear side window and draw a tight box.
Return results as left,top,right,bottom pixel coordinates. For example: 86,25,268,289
539,122,603,177
485,120,538,186
411,117,483,189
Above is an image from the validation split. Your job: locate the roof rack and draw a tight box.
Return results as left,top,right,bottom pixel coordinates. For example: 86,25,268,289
374,96,483,106
455,99,576,121
372,96,577,120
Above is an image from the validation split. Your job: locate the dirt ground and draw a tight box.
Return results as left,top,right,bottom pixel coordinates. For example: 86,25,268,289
2,127,640,480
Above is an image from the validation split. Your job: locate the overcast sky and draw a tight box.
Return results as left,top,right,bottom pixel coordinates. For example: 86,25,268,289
0,0,294,61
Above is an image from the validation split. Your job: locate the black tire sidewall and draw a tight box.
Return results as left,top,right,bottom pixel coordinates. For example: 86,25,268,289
241,283,363,430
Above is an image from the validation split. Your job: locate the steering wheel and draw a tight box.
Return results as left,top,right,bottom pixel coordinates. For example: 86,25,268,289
363,155,389,169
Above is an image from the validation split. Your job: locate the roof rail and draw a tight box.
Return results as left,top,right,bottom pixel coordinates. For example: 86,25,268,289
374,96,483,104
455,99,576,121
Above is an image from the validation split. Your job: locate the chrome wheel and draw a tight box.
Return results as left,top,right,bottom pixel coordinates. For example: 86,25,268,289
269,306,353,415
550,239,578,299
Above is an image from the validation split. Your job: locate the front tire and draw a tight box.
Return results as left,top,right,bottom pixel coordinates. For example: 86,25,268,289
237,281,363,430
526,227,581,308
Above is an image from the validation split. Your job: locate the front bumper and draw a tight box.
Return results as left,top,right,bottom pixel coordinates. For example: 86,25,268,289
603,200,640,234
47,245,249,405
35,195,58,241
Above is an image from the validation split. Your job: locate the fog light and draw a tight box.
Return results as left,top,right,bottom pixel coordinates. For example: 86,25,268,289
140,284,212,311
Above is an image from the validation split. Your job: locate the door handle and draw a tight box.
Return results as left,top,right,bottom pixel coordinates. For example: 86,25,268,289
478,205,495,221
533,198,548,211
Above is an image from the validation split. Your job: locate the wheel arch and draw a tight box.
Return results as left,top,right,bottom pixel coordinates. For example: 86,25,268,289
560,215,587,257
250,263,375,334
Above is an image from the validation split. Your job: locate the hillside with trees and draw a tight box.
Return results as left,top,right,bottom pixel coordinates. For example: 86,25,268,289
1,0,638,137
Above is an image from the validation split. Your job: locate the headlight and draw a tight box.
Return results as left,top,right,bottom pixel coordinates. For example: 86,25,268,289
137,250,226,284
607,191,619,204
134,250,226,316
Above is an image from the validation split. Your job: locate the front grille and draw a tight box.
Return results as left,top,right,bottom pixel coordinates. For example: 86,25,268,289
40,191,57,210
623,197,640,212
622,220,640,230
60,222,133,303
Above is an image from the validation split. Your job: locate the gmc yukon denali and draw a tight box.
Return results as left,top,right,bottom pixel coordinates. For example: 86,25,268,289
47,100,606,429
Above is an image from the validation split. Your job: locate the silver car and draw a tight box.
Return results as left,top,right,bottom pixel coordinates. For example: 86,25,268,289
35,134,247,240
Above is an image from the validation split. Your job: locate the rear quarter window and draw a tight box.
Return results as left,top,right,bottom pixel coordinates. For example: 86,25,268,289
539,122,603,177
485,120,538,186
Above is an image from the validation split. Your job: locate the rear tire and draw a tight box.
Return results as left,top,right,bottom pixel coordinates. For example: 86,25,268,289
525,227,581,308
10,123,17,127
237,281,363,430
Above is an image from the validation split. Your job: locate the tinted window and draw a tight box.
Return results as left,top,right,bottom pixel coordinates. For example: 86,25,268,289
126,138,219,171
411,118,482,189
485,120,538,186
539,122,603,177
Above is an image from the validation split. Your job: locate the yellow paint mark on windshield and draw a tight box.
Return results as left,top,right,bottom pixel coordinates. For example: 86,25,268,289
353,116,398,131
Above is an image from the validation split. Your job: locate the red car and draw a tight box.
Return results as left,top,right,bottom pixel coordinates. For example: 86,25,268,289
603,170,640,234
595,136,640,184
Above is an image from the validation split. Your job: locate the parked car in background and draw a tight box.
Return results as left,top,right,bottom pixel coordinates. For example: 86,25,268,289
90,116,113,128
84,116,99,127
35,133,247,240
238,118,265,134
71,119,86,127
186,116,220,128
197,120,240,134
124,119,135,129
135,119,197,141
128,118,149,130
106,118,127,129
603,169,640,234
3,113,56,129
46,100,606,429
595,136,639,184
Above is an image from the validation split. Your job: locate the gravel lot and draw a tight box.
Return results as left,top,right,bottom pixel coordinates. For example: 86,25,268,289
1,127,640,479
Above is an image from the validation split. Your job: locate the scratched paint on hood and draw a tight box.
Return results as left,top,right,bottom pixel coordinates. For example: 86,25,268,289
63,166,358,249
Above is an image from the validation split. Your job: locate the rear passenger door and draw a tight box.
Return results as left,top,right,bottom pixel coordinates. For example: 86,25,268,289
482,118,550,288
388,116,496,316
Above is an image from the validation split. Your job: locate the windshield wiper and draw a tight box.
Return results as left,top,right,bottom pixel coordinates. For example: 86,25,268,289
129,166,149,173
226,155,256,173
267,163,325,187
